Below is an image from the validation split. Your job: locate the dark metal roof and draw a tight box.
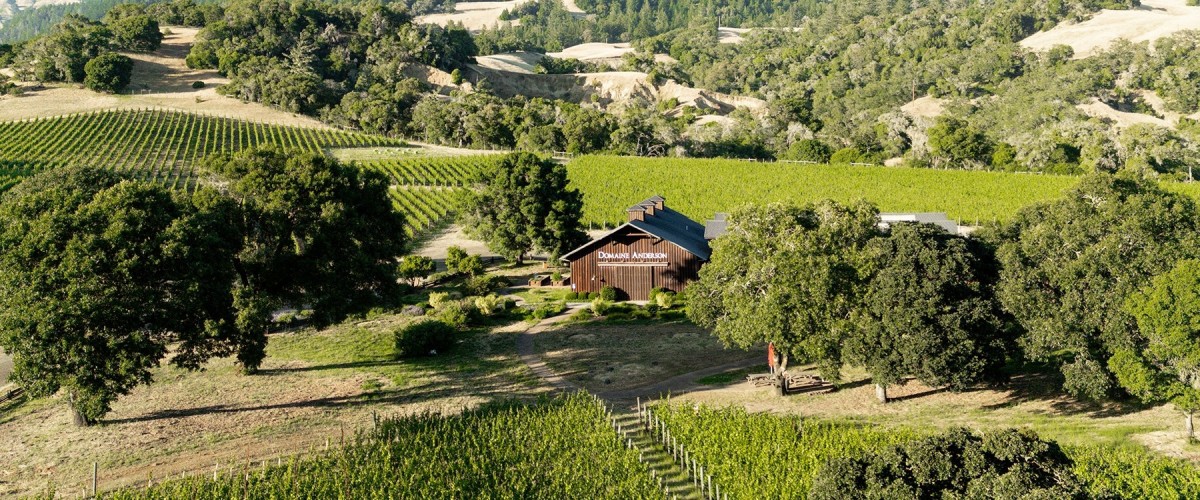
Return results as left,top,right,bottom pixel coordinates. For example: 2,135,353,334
561,196,712,261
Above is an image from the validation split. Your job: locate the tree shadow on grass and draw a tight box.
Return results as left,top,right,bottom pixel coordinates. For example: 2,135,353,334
981,362,1152,418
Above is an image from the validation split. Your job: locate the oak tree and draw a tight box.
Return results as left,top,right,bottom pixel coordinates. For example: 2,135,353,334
995,173,1200,399
687,200,879,382
459,152,587,263
203,147,407,371
0,168,238,425
1116,259,1200,440
850,222,1011,403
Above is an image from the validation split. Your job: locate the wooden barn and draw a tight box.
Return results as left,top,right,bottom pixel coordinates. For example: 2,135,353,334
561,196,711,301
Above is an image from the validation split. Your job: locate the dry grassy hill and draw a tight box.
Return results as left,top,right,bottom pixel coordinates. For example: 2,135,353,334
1021,0,1200,59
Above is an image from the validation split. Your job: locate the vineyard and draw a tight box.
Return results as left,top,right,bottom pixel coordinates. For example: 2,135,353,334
104,393,658,499
566,156,1082,228
653,403,1200,499
0,109,497,238
0,109,402,191
355,155,503,239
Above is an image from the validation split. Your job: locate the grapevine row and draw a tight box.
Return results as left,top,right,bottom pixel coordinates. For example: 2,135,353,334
0,109,403,191
104,393,658,499
358,155,502,187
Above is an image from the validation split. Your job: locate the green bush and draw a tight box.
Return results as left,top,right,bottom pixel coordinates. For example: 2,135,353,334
591,298,610,317
465,274,510,296
587,292,600,300
655,291,676,309
394,320,457,357
459,255,486,276
528,301,566,321
810,428,1084,499
84,53,134,93
550,271,563,282
429,291,452,309
436,301,470,328
446,246,468,273
474,294,506,316
565,291,579,300
599,286,617,301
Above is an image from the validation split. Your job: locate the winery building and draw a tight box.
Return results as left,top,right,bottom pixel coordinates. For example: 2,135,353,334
561,196,710,301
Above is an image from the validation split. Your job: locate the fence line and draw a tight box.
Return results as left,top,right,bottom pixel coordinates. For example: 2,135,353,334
592,393,729,500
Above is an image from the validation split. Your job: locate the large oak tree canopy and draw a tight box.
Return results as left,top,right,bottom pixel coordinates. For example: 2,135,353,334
458,152,587,262
851,222,1011,402
686,200,880,382
995,173,1200,400
0,168,239,425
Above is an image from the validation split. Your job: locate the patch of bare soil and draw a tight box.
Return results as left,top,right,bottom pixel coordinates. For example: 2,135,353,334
1021,0,1200,59
0,27,330,129
414,225,499,265
418,1,524,32
534,320,752,392
901,96,946,119
475,52,544,74
469,66,765,115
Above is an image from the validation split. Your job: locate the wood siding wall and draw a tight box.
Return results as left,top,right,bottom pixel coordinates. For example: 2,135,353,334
567,228,704,301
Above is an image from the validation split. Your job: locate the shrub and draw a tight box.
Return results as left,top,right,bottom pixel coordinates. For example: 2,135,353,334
550,271,563,282
445,246,468,273
655,291,676,309
591,298,610,317
436,300,471,328
810,428,1085,499
84,53,134,93
458,254,485,276
566,291,579,300
394,320,456,357
465,274,510,296
399,255,437,286
428,291,452,309
600,286,618,301
191,81,205,89
587,292,600,300
529,301,566,321
474,294,506,316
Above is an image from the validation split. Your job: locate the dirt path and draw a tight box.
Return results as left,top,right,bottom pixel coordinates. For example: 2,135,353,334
0,347,11,388
515,304,588,391
598,357,761,402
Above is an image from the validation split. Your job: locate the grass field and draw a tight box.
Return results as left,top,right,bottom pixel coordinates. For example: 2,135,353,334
0,311,539,497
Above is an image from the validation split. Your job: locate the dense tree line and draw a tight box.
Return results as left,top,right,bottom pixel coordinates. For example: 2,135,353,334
0,148,407,425
472,0,1200,174
185,0,474,115
688,170,1200,438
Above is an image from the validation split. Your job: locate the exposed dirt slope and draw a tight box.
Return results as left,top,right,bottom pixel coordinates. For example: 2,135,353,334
417,1,523,32
467,66,765,114
1021,0,1200,59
